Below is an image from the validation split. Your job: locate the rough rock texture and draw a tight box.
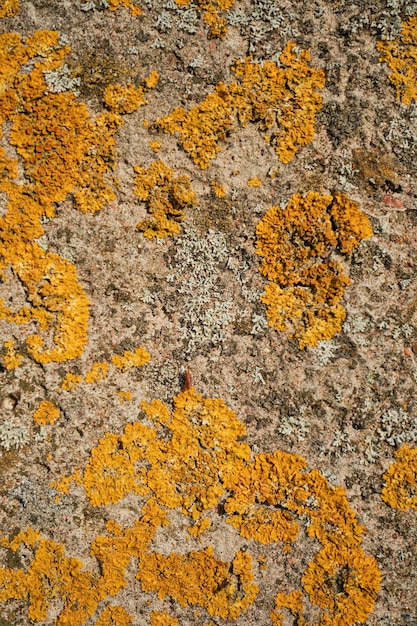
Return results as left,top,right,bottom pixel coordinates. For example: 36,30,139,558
1,1,417,624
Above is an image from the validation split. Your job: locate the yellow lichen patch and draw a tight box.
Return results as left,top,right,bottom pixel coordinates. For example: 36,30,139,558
149,140,161,153
0,31,156,364
0,501,166,624
117,390,132,402
142,389,250,517
111,346,151,371
85,361,109,384
173,0,236,39
188,518,211,537
270,590,305,626
377,14,417,104
61,372,83,390
144,70,159,90
156,43,324,168
224,450,380,625
256,192,372,347
2,339,23,369
210,180,226,197
224,451,305,546
103,83,147,114
301,544,381,625
247,176,261,187
0,0,18,16
54,389,250,516
106,0,141,16
30,387,380,624
381,445,417,511
138,547,258,619
33,400,59,425
135,160,197,238
94,605,133,625
150,611,179,626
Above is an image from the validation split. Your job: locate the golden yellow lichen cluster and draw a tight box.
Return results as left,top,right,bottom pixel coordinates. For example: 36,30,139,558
60,348,150,391
0,500,165,624
377,14,417,104
106,0,142,17
33,400,60,425
381,445,417,511
173,0,236,39
150,611,178,626
2,339,23,369
139,547,258,619
46,388,381,624
256,192,373,348
0,31,155,364
156,43,324,168
134,160,197,237
210,180,226,197
94,605,133,625
111,346,151,370
85,361,109,384
0,0,18,17
53,388,250,514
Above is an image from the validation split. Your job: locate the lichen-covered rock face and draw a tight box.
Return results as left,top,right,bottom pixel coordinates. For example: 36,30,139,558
1,2,417,625
256,192,373,348
156,43,324,169
0,31,155,364
382,445,417,511
378,14,417,105
2,389,380,625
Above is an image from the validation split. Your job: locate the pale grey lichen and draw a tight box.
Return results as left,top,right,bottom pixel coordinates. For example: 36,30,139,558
0,421,29,451
44,64,81,95
313,340,339,365
277,407,308,441
165,225,258,353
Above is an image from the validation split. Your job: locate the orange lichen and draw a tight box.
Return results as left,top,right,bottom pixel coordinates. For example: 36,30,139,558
270,591,305,626
210,180,226,197
188,518,211,537
9,387,380,624
149,140,161,153
247,176,262,187
117,390,132,402
106,0,141,17
134,160,197,238
33,400,59,425
224,451,304,546
143,70,159,90
111,346,151,371
377,14,417,104
150,611,178,626
173,0,236,39
61,372,83,391
85,362,109,384
103,83,147,114
0,31,155,364
256,192,372,348
138,547,258,619
381,445,417,511
0,0,19,17
2,339,23,369
156,43,324,169
94,605,133,625
53,388,250,516
225,450,381,625
0,500,165,624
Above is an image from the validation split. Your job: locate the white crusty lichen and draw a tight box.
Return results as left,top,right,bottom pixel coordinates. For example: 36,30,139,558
44,64,81,95
166,225,258,353
0,420,29,451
